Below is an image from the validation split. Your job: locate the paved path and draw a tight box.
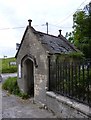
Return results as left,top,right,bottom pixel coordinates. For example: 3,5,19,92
2,90,56,118
1,74,57,118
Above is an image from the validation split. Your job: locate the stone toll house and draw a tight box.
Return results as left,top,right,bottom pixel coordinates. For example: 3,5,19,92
15,19,91,118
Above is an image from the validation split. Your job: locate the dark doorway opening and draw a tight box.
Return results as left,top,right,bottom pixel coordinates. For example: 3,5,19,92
24,59,34,97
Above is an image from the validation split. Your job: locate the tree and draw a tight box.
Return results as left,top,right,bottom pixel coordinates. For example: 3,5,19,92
66,2,91,58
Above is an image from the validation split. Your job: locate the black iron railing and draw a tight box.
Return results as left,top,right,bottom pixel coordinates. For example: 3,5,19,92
49,58,91,107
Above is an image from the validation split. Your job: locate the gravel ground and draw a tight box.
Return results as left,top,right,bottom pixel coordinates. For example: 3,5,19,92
2,90,56,118
1,74,57,118
0,74,56,119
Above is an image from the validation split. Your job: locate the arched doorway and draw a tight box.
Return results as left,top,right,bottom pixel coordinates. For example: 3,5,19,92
24,58,34,96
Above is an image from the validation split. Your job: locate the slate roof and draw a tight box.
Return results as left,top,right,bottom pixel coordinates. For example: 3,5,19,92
15,26,78,58
33,30,78,54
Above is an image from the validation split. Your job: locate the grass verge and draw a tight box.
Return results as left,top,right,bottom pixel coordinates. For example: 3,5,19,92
2,57,17,73
2,77,29,99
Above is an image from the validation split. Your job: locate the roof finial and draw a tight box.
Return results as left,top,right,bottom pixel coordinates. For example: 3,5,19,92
28,19,32,27
59,29,62,35
58,29,62,37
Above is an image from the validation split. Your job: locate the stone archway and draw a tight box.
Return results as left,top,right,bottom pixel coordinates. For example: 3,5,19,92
24,58,34,96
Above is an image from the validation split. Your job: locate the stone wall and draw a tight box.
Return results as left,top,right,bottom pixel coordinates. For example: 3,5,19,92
46,91,91,118
16,26,48,104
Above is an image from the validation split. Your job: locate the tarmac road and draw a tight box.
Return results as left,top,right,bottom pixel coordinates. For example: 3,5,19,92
1,73,17,83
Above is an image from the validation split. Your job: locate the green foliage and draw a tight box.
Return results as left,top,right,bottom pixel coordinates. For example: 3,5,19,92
66,2,91,58
62,67,91,97
2,77,30,99
2,77,20,95
20,93,30,99
56,52,84,62
0,59,2,74
65,32,74,43
2,57,17,73
56,61,91,100
68,52,84,59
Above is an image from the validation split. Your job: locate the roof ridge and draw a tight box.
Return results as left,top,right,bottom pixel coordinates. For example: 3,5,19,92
15,25,78,58
33,30,61,39
35,30,77,50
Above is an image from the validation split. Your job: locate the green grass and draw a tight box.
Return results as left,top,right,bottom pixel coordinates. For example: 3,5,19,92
2,57,17,73
2,77,20,95
2,77,30,99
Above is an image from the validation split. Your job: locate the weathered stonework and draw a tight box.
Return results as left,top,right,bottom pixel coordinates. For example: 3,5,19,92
16,27,48,104
15,20,90,118
46,91,91,118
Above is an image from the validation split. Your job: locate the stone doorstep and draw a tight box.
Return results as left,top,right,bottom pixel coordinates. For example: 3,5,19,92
46,91,91,117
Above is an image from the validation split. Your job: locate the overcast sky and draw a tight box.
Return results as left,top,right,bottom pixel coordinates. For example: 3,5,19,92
0,0,90,58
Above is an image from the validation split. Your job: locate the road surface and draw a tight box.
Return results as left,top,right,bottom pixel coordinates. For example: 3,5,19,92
1,73,17,83
1,73,57,118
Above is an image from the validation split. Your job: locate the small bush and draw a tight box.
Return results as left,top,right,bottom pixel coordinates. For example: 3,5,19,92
2,77,30,99
2,77,20,95
20,93,30,99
